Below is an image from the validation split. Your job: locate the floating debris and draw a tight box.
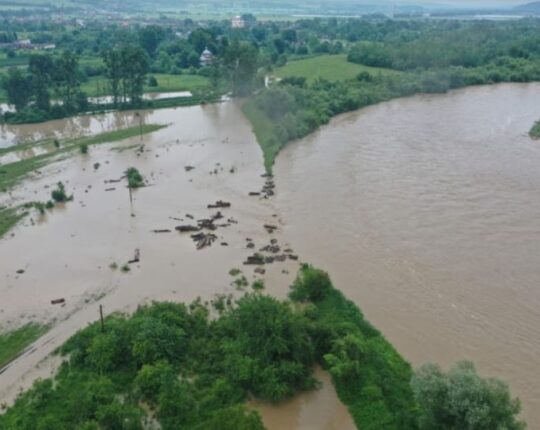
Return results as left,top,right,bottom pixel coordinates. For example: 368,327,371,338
175,225,200,233
191,232,217,250
208,200,231,209
244,253,265,265
128,248,140,264
264,224,278,233
51,298,65,305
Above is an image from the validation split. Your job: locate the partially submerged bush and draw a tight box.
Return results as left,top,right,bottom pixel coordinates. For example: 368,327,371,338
51,182,72,203
126,167,144,188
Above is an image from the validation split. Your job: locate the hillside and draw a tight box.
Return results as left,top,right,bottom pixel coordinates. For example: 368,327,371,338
514,1,540,13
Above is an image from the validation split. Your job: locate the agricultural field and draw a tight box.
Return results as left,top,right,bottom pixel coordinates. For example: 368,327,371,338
274,54,400,83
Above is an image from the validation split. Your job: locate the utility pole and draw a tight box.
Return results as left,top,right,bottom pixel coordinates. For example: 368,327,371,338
99,304,105,333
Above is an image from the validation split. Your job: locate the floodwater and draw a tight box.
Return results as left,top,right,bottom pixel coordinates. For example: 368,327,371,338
0,101,352,429
274,83,540,427
0,92,191,147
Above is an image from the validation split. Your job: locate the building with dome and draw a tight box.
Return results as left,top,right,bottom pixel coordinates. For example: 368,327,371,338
200,47,213,67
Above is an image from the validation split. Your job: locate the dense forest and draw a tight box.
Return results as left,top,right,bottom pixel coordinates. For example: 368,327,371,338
0,266,524,429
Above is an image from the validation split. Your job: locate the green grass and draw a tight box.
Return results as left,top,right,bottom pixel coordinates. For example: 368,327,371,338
274,54,399,84
0,207,27,239
0,323,48,369
241,99,281,173
529,120,540,139
81,73,211,97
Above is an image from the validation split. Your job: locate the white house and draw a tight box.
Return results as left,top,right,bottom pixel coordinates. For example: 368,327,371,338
231,16,245,29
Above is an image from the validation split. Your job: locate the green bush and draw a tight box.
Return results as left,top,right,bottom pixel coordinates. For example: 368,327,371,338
51,181,72,203
126,167,144,188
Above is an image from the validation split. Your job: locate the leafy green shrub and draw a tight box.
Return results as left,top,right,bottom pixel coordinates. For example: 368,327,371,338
126,167,144,188
80,143,89,154
51,181,72,203
529,120,540,139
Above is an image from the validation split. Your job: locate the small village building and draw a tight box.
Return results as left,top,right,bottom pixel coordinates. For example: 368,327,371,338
200,47,213,67
231,15,245,29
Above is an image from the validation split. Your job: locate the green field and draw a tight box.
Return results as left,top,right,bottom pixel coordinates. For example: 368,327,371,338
274,54,399,83
81,73,211,97
1,72,211,102
0,323,48,369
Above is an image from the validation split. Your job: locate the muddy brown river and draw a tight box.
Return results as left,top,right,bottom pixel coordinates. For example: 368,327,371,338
274,83,540,427
1,83,540,428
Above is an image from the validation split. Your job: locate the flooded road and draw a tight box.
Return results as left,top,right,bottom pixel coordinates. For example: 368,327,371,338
274,83,540,427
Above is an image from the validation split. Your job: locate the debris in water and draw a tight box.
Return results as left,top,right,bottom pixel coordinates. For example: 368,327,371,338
175,225,200,233
264,224,278,233
191,232,217,250
244,253,265,265
208,200,231,209
51,298,65,305
128,248,140,264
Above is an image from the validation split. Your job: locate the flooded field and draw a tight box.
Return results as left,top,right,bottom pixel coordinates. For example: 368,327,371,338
0,102,339,427
274,83,540,427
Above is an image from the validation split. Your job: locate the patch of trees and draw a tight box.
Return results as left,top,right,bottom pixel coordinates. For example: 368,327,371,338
347,20,540,71
1,50,87,123
0,266,524,430
102,45,149,107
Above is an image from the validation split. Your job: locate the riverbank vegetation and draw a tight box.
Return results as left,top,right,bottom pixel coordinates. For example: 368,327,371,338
0,323,48,370
0,266,524,429
245,19,540,170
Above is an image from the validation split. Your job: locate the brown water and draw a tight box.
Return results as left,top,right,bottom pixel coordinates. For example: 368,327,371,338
274,83,540,427
0,109,144,147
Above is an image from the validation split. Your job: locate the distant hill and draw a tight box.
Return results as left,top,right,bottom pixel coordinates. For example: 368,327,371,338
514,1,540,13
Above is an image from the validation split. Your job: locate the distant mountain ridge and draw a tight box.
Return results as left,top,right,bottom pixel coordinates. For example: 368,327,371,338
514,1,540,13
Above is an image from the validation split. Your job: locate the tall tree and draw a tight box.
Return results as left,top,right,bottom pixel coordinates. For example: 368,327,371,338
53,50,81,111
223,40,259,96
138,25,165,58
2,68,32,112
102,48,122,106
28,54,54,112
120,45,149,107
